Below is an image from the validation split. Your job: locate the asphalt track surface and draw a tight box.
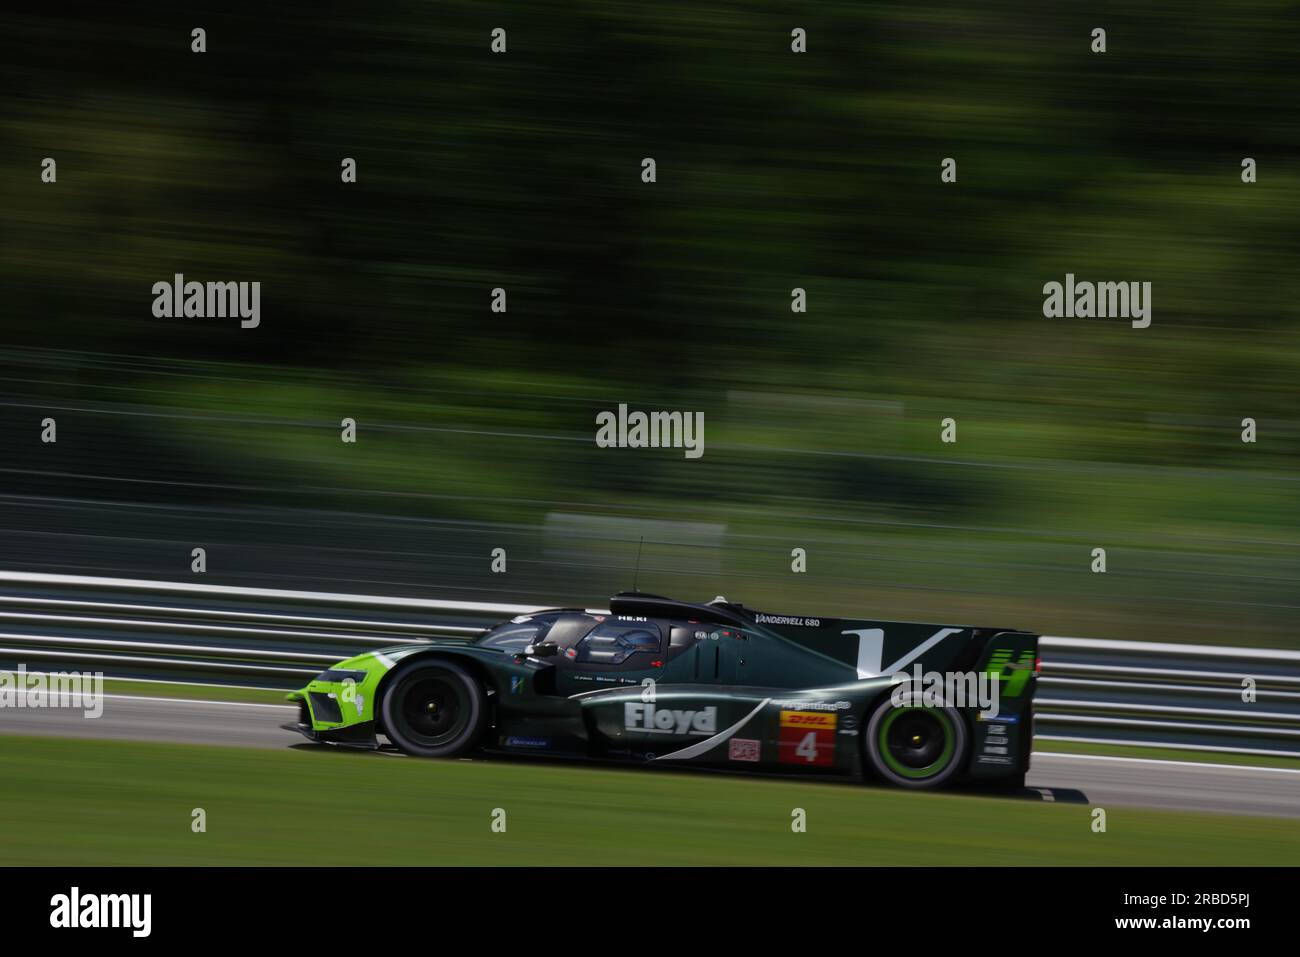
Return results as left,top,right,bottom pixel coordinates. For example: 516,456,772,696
4,693,1299,819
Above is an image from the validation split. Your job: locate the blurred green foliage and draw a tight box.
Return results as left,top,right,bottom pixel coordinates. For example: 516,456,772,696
1,3,1297,641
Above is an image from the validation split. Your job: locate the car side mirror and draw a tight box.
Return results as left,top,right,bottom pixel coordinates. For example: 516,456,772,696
525,642,559,658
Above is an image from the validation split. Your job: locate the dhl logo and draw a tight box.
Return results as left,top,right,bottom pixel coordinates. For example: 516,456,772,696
779,710,837,729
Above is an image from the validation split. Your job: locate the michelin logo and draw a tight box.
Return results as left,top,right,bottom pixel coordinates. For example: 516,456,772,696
625,703,717,735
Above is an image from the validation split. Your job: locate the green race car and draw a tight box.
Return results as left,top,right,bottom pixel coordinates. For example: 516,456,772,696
285,592,1039,789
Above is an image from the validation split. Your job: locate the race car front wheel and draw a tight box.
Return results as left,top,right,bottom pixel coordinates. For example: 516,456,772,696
863,697,968,789
381,660,486,758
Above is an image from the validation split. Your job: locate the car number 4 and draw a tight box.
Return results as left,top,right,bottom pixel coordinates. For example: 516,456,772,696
796,731,819,762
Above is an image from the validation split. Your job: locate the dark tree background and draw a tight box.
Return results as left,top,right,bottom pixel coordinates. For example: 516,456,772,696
1,2,1296,643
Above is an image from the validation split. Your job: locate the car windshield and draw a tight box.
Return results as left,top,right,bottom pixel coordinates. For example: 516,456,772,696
476,615,558,652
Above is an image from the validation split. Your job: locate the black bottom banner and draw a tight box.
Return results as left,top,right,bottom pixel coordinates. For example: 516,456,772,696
1,866,1274,943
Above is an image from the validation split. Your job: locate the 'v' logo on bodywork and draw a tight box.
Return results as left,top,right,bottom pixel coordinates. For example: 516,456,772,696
844,627,964,678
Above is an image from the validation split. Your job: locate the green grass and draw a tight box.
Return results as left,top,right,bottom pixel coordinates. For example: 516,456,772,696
2,735,1296,865
1036,738,1300,772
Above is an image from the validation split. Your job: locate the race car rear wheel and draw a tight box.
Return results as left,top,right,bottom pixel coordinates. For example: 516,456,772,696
863,697,968,789
381,660,486,758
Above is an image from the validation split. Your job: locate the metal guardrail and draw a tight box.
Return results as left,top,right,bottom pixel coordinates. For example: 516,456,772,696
1,571,1298,759
0,572,538,690
1036,635,1300,758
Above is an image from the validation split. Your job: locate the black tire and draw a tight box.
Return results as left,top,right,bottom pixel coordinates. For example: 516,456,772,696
863,695,968,789
381,659,486,758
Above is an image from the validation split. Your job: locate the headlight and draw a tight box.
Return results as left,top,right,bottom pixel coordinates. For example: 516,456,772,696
314,668,369,683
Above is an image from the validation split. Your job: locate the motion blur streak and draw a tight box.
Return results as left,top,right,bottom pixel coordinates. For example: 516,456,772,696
2,2,1297,653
